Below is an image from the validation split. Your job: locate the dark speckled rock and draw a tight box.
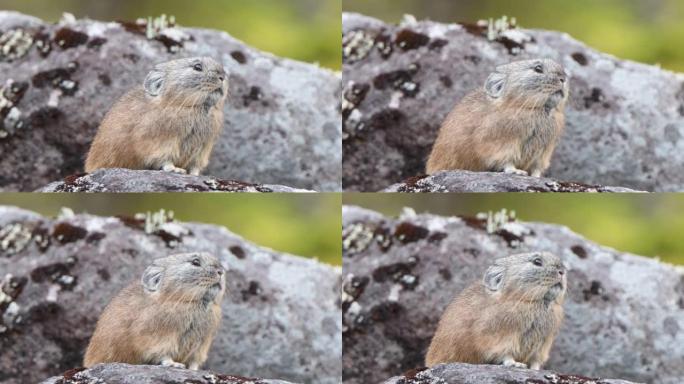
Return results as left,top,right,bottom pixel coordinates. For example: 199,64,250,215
382,363,638,384
38,168,314,192
382,170,641,192
39,363,296,384
0,206,341,384
342,206,684,384
342,13,684,192
0,11,341,192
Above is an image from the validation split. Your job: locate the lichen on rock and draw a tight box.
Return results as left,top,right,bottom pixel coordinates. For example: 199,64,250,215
0,206,341,384
38,168,313,193
0,11,341,192
342,12,684,192
342,205,684,384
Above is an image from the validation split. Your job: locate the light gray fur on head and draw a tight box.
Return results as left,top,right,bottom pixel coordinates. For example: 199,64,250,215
141,252,226,303
143,56,229,107
484,58,569,111
483,251,566,303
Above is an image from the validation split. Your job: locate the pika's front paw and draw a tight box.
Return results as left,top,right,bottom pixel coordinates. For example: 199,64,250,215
530,170,543,178
160,358,186,369
502,358,527,369
161,164,188,174
503,165,528,176
530,362,542,370
189,168,201,176
188,363,200,370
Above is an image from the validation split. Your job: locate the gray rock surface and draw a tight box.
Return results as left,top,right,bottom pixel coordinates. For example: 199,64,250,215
0,206,341,384
341,206,684,384
382,170,641,192
38,168,313,192
382,363,638,384
342,13,684,192
40,363,296,384
0,11,341,192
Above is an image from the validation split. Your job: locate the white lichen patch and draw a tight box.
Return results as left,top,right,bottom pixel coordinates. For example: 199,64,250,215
425,216,458,232
399,207,417,219
486,15,517,40
0,223,33,254
342,29,375,62
388,91,402,109
59,12,77,25
0,277,11,304
57,207,75,220
399,14,418,27
0,80,24,138
144,14,176,39
0,28,34,61
5,301,20,318
387,283,402,302
46,284,60,302
342,222,375,253
135,209,174,234
476,209,517,233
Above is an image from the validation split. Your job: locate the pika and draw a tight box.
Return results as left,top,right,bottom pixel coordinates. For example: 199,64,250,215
83,252,225,370
84,57,228,175
426,59,568,177
425,252,566,370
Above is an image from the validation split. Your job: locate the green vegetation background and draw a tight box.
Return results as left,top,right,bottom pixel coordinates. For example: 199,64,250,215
344,194,684,266
0,194,341,265
344,0,684,73
0,0,341,70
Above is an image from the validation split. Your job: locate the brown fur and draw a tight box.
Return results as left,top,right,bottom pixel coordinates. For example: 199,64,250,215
425,252,566,370
426,59,568,177
85,57,228,176
84,252,225,370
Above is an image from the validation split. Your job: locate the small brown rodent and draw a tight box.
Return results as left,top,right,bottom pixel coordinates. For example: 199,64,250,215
83,252,225,370
85,57,228,175
425,252,566,370
426,59,568,177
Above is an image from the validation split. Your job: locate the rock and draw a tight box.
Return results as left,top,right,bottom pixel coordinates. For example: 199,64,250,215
382,170,641,192
0,11,341,192
341,206,684,384
40,363,296,384
0,206,341,384
382,363,639,384
342,13,684,192
38,168,314,192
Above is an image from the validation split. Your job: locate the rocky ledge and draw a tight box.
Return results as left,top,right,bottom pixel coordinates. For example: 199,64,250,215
38,168,314,192
383,363,639,384
342,12,684,192
0,206,341,384
342,206,683,384
40,363,296,384
382,170,642,192
0,11,341,192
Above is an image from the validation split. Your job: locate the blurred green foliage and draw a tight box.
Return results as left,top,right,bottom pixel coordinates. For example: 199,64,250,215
0,194,341,265
0,0,341,70
344,0,684,72
344,194,684,266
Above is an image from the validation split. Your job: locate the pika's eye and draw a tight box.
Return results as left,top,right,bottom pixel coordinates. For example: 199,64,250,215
191,258,201,266
533,64,544,73
532,258,543,266
193,63,203,72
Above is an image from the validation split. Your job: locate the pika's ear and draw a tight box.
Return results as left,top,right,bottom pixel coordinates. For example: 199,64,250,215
484,72,506,99
143,69,165,96
141,265,164,292
483,265,505,292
